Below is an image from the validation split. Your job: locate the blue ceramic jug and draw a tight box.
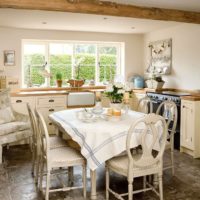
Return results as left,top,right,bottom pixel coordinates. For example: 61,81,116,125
134,76,144,89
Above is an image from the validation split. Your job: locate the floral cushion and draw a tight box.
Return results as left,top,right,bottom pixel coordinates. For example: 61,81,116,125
0,121,30,137
0,107,16,125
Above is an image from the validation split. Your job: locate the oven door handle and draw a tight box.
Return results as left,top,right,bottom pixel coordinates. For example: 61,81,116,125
151,100,162,104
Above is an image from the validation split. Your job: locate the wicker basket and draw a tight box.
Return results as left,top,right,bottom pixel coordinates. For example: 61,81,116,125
146,80,165,89
67,79,84,87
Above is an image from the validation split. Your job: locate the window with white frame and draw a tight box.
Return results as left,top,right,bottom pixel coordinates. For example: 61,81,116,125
22,40,123,88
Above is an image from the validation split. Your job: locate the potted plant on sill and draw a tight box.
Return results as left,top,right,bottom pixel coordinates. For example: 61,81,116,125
56,72,63,87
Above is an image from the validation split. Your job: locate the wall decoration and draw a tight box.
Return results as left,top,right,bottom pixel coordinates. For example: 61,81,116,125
4,50,15,66
146,38,172,75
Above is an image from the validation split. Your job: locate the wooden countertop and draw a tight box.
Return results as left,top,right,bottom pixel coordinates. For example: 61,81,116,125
181,96,200,101
11,86,106,97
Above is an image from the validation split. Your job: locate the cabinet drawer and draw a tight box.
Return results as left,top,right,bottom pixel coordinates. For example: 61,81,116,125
36,96,66,108
11,97,35,115
11,97,35,104
37,106,65,120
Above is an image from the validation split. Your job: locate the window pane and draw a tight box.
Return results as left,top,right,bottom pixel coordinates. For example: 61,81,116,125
49,43,73,86
99,46,117,83
75,44,96,82
23,44,45,87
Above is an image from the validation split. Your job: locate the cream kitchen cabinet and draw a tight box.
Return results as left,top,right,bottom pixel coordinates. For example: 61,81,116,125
11,96,35,115
130,93,146,111
36,95,67,135
180,100,200,158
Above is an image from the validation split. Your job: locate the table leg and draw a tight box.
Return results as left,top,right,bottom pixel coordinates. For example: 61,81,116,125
90,170,97,200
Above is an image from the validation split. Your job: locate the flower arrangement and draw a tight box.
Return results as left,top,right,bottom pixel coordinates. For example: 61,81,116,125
146,66,165,89
105,82,132,103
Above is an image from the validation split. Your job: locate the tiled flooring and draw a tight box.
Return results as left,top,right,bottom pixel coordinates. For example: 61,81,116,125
0,145,200,200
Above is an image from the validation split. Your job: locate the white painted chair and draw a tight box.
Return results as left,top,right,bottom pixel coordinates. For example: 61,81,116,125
35,110,87,200
137,96,153,114
0,89,32,164
156,100,178,175
105,113,167,200
27,104,68,180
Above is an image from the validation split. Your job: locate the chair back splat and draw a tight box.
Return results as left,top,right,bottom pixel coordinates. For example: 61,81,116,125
35,110,50,164
137,96,153,114
126,113,167,171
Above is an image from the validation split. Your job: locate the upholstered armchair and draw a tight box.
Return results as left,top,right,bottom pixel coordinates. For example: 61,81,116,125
0,89,32,164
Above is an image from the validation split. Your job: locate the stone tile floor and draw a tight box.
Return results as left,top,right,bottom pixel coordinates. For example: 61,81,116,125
0,145,200,200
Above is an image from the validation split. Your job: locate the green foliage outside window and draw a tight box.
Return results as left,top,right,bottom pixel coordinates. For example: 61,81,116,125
24,53,117,87
24,54,45,87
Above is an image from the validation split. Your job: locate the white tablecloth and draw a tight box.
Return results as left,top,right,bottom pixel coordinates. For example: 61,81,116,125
49,109,162,171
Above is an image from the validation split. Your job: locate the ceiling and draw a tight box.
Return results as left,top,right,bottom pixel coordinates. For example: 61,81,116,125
0,9,180,34
101,0,200,12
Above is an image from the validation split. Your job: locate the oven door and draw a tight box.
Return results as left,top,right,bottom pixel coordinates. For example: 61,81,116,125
150,99,162,113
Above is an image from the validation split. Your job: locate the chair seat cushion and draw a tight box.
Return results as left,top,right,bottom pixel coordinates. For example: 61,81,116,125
0,121,30,136
50,147,85,168
49,136,68,149
107,154,160,177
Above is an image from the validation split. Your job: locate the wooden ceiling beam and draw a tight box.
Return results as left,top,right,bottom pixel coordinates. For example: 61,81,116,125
0,0,200,24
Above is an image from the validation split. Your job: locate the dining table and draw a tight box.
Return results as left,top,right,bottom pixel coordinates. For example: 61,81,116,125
49,108,163,200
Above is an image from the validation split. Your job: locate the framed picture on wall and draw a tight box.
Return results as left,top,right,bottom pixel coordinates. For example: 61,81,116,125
4,50,15,66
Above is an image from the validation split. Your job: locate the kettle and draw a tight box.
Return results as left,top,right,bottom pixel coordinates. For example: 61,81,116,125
134,76,144,89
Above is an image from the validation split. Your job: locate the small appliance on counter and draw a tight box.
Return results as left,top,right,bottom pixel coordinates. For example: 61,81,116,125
133,76,145,89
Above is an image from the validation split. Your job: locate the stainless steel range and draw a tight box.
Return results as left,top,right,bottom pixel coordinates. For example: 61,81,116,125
146,91,190,150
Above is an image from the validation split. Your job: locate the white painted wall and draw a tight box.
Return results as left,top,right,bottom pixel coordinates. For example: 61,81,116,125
0,27,144,87
144,23,200,90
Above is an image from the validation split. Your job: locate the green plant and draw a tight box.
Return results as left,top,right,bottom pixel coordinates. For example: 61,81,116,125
56,72,62,80
105,83,125,103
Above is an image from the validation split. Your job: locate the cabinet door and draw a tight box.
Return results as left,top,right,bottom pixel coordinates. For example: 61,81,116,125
36,96,66,108
11,97,35,115
130,93,146,111
37,106,65,135
181,101,194,150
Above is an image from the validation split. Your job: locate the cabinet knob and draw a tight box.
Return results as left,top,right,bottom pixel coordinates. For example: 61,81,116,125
49,122,53,126
49,99,54,102
16,100,22,103
49,109,54,112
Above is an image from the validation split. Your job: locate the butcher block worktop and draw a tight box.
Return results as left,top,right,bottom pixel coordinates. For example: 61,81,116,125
10,86,200,101
11,86,106,97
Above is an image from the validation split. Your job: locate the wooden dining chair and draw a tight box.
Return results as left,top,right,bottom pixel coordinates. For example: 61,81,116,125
35,109,87,200
27,104,68,182
137,96,153,114
105,113,167,200
156,100,178,176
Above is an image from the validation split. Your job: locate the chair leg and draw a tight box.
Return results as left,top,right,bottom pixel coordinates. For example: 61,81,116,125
0,145,2,164
158,174,163,200
68,167,74,187
35,154,41,186
29,137,33,152
31,146,36,177
105,166,109,200
46,170,50,200
39,159,44,192
171,149,175,176
143,176,146,191
128,180,133,200
82,165,87,198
